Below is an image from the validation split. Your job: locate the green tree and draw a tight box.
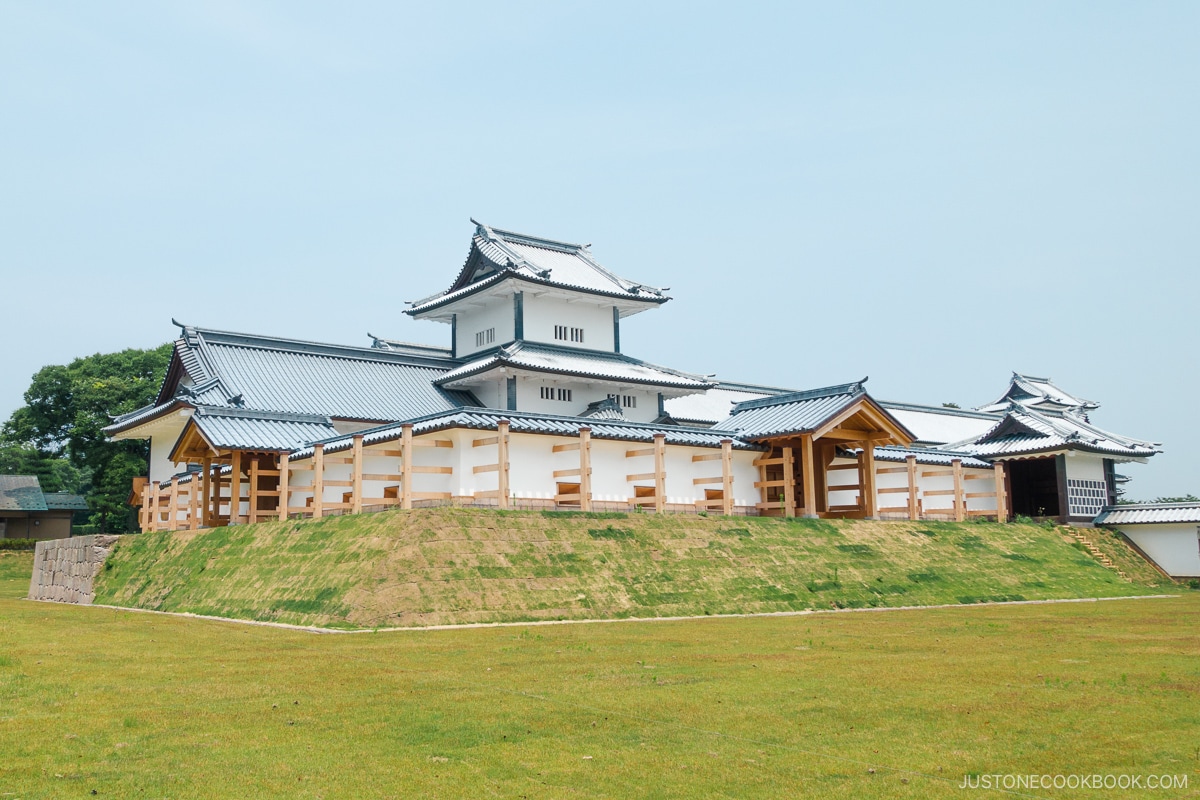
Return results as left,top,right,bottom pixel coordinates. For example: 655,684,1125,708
2,344,173,532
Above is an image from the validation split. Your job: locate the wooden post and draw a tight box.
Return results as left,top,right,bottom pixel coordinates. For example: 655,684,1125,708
148,482,159,532
167,480,179,531
312,444,324,519
278,452,290,521
720,438,734,516
579,427,592,512
782,445,796,518
188,475,199,530
994,461,1008,523
229,450,243,525
497,420,511,509
800,434,817,518
862,444,878,519
653,433,666,513
352,434,364,515
140,483,150,532
201,457,212,527
249,456,260,524
952,458,965,522
906,455,919,521
400,424,414,510
816,443,831,515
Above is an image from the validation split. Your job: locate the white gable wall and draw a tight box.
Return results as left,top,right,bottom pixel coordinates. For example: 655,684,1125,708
522,294,615,352
514,376,660,422
456,297,516,358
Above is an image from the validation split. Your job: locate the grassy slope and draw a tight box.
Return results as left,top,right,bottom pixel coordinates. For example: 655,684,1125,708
93,509,1172,629
3,550,1198,800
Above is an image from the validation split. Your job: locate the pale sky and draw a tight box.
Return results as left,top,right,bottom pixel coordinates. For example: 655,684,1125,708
1,2,1196,499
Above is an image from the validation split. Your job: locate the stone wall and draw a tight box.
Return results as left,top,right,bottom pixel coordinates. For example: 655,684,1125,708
28,535,120,604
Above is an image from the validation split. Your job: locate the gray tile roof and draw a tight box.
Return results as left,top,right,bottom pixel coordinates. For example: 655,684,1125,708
665,381,796,424
187,407,338,452
436,342,714,390
950,404,1159,459
43,493,89,511
1095,503,1200,525
109,326,476,437
407,221,670,315
713,380,910,441
872,446,993,470
977,372,1100,416
0,475,48,511
289,407,765,460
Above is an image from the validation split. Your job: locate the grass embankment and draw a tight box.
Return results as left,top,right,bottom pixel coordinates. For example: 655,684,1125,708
3,550,1198,799
93,509,1171,629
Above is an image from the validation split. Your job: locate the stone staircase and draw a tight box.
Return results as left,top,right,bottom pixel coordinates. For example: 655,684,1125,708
1063,527,1129,581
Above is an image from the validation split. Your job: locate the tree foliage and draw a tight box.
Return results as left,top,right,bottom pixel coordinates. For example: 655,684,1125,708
1,344,173,532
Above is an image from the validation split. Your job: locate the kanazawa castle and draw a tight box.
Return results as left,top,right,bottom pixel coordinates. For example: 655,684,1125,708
108,221,1160,532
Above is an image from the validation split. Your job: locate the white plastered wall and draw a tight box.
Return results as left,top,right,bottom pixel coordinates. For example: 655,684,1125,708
514,376,660,422
522,294,615,352
456,297,517,358
831,456,1001,517
1115,523,1200,577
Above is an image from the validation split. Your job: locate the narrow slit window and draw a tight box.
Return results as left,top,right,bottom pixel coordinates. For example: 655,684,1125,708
475,328,495,347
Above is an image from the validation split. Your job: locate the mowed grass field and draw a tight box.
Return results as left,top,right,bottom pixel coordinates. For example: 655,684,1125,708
3,552,1198,799
93,509,1169,629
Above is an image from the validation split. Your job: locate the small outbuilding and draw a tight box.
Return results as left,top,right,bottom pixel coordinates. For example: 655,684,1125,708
0,475,89,540
1095,502,1200,578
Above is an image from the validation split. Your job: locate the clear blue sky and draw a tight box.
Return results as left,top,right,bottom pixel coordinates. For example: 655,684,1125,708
1,2,1196,499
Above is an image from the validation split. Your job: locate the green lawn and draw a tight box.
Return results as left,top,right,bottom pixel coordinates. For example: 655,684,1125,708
93,509,1170,629
3,551,1198,799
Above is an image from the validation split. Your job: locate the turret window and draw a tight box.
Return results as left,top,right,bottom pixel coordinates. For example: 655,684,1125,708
475,328,495,347
555,325,584,343
540,386,573,402
608,393,637,408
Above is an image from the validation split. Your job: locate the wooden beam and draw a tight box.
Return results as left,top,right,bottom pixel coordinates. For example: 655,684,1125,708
554,467,582,478
876,466,908,475
472,436,499,447
230,450,243,525
653,433,666,513
692,452,721,462
411,465,452,474
579,427,592,512
952,458,965,522
921,469,955,478
800,433,816,518
401,424,413,510
826,463,861,472
820,428,894,442
862,445,878,518
627,472,656,482
552,442,581,453
497,420,510,510
782,446,795,518
693,476,723,485
351,435,364,515
278,453,290,521
906,455,919,521
411,439,453,449
474,463,500,474
311,444,324,520
994,461,1009,523
752,456,784,467
626,447,654,458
